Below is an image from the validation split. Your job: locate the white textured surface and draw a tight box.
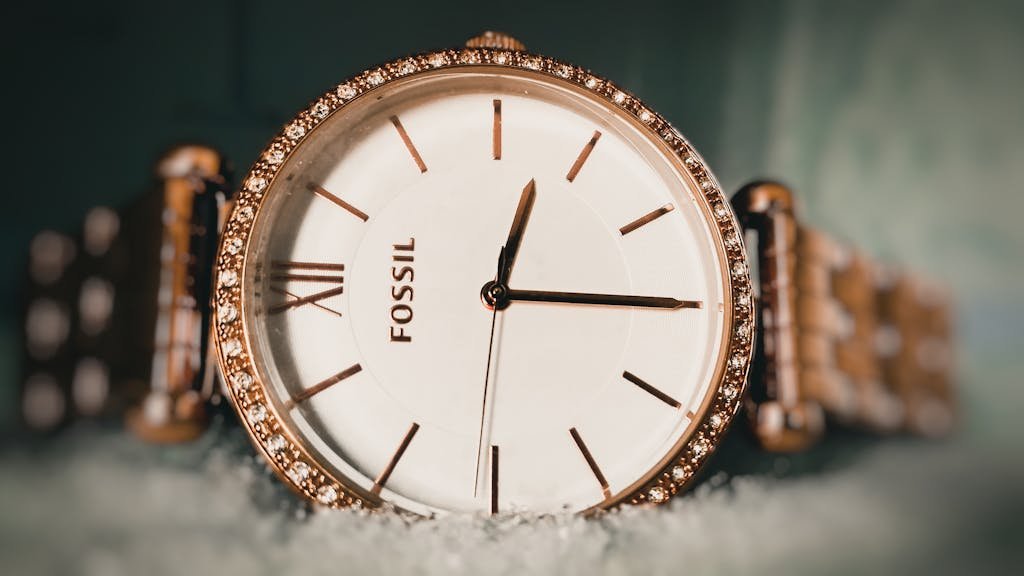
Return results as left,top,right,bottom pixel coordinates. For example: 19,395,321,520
0,429,1017,576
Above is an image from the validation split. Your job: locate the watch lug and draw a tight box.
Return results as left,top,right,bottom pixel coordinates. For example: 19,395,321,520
465,31,526,51
732,181,824,452
127,145,233,443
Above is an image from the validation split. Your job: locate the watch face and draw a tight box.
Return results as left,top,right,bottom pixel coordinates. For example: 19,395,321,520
215,48,754,515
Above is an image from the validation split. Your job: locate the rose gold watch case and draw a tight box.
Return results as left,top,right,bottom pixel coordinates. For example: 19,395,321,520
212,40,755,514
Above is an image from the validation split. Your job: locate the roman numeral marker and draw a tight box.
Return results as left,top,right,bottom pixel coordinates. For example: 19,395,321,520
309,183,369,222
570,427,611,500
267,261,345,315
619,204,675,235
372,422,420,495
285,364,362,409
269,262,345,282
492,99,502,160
566,130,601,182
389,115,427,173
622,370,682,409
270,287,343,318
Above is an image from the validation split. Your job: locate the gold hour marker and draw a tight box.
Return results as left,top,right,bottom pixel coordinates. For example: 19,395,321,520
372,422,420,495
309,183,369,222
686,410,696,420
285,364,362,410
492,99,502,160
270,286,342,317
389,115,427,173
619,204,675,235
622,370,682,409
269,260,345,282
569,427,611,500
490,445,499,514
267,261,345,315
566,130,601,182
268,286,345,315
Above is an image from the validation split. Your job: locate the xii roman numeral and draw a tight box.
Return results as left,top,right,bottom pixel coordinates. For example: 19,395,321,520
267,260,345,316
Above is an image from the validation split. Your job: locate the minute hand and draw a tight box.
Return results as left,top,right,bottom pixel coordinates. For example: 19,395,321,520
505,289,702,310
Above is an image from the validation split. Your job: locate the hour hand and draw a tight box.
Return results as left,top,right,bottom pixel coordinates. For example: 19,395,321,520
504,289,702,310
497,179,536,284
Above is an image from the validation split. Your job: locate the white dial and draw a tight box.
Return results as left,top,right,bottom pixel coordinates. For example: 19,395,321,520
243,69,729,515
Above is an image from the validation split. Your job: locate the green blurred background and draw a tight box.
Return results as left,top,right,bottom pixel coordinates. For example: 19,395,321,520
3,1,1023,573
8,0,1022,435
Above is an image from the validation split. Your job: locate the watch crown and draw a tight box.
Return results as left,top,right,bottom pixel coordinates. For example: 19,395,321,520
465,31,526,51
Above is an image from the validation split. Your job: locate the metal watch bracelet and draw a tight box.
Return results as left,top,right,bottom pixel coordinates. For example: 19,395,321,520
734,181,955,453
18,145,233,441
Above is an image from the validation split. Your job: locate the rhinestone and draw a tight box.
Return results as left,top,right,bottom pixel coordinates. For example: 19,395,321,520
287,461,311,484
728,354,745,371
494,52,509,65
736,321,751,340
692,439,708,458
230,371,253,393
701,178,715,191
311,101,330,119
671,466,689,483
713,202,730,220
557,65,572,78
647,486,668,503
219,269,238,288
722,384,739,399
337,84,357,99
285,123,305,140
265,434,287,454
225,237,244,255
710,413,724,429
264,149,285,165
585,76,598,89
428,53,447,67
237,206,254,221
725,232,740,249
218,303,237,324
246,403,267,424
367,71,384,86
731,260,748,277
223,338,242,357
317,485,339,505
684,155,698,167
523,57,541,70
459,51,478,64
246,176,266,193
735,291,751,308
399,60,417,75
639,109,653,123
612,91,626,104
266,434,286,453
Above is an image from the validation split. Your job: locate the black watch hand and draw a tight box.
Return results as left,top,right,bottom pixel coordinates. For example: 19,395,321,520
504,288,702,310
496,179,536,285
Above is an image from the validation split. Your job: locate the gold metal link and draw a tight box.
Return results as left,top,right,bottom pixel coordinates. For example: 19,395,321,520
735,181,955,449
799,233,955,435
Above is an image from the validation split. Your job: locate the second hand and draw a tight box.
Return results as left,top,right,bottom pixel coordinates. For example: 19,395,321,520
474,247,506,497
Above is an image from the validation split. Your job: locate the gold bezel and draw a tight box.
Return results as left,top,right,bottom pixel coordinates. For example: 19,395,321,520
212,46,755,513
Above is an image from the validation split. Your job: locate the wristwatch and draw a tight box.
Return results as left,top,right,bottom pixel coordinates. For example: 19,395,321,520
19,32,955,517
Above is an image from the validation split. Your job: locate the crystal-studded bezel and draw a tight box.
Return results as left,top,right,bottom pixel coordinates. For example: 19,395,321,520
213,45,755,514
